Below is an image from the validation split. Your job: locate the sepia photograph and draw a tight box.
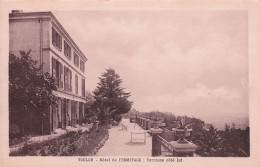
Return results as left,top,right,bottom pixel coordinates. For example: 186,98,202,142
8,9,249,157
1,1,260,167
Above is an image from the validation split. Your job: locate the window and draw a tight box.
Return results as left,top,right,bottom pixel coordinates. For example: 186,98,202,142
59,63,63,89
52,57,63,89
74,52,79,67
52,27,62,51
64,41,71,60
64,66,72,92
52,57,58,86
55,60,60,88
82,78,85,97
75,75,78,94
80,60,85,72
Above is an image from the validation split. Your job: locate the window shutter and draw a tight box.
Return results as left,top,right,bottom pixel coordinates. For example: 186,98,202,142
59,36,62,50
67,69,70,92
64,42,66,56
52,28,55,45
69,47,71,59
82,79,85,97
60,63,63,89
52,57,56,78
57,35,60,50
56,61,60,88
75,75,78,94
70,70,72,92
66,67,68,91
64,67,67,91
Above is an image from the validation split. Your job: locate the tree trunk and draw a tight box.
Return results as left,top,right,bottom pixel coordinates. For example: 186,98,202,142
41,117,43,135
22,105,27,136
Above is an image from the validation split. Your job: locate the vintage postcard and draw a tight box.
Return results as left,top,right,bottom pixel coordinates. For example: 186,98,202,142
1,0,260,167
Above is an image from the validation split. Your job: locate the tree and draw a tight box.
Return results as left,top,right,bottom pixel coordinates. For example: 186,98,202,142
9,50,57,136
93,68,132,125
221,123,249,157
84,91,96,123
191,125,223,157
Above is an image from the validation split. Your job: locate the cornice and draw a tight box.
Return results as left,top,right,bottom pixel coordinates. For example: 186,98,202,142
54,89,87,102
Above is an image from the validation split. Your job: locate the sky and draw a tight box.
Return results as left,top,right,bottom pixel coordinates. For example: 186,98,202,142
53,10,248,125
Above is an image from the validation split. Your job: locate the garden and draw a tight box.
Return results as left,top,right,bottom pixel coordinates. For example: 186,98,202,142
10,126,109,156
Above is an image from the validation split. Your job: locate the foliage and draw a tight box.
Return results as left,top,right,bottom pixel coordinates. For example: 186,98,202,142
10,126,109,156
74,125,109,156
9,51,57,136
84,91,96,123
93,68,132,125
191,123,249,157
113,114,122,122
191,125,223,157
140,110,249,157
174,116,192,129
9,123,21,139
10,131,82,156
220,125,249,157
85,91,95,107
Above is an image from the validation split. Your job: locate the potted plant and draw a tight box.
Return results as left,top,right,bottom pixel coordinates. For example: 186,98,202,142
172,116,192,144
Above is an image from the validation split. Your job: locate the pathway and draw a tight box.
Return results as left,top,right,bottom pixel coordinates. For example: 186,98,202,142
97,118,152,156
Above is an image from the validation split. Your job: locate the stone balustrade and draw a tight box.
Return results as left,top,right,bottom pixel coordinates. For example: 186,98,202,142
130,116,198,157
134,116,166,130
135,116,153,130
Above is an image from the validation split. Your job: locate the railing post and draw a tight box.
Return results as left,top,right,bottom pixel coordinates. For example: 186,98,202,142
145,119,151,130
150,128,163,156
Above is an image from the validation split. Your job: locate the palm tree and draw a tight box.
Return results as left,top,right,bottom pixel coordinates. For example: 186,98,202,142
191,125,223,157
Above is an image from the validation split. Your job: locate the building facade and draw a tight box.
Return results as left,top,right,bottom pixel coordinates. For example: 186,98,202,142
9,11,87,134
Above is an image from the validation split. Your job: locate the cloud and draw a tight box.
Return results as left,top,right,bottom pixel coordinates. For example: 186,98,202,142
173,83,242,105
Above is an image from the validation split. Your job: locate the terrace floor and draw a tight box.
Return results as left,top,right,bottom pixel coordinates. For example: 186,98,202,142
97,118,152,156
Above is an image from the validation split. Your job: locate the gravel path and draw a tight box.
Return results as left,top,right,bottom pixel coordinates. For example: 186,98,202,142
97,118,152,156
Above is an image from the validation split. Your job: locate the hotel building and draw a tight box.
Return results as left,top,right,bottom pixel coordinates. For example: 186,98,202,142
9,11,87,134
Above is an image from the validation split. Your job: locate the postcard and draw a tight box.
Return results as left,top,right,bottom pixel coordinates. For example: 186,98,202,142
1,0,260,167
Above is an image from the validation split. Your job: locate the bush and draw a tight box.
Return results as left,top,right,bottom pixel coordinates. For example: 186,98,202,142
9,123,21,139
113,114,122,122
10,127,109,156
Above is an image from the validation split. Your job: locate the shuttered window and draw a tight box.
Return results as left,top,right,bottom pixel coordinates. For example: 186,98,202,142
69,70,72,92
64,41,71,60
75,75,78,94
59,63,63,89
52,57,57,86
82,78,85,97
56,61,60,88
80,60,85,72
52,27,62,51
74,52,79,67
52,57,64,89
64,66,68,91
64,66,72,92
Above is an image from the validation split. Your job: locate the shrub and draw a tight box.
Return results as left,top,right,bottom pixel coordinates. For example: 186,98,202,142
9,123,21,139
